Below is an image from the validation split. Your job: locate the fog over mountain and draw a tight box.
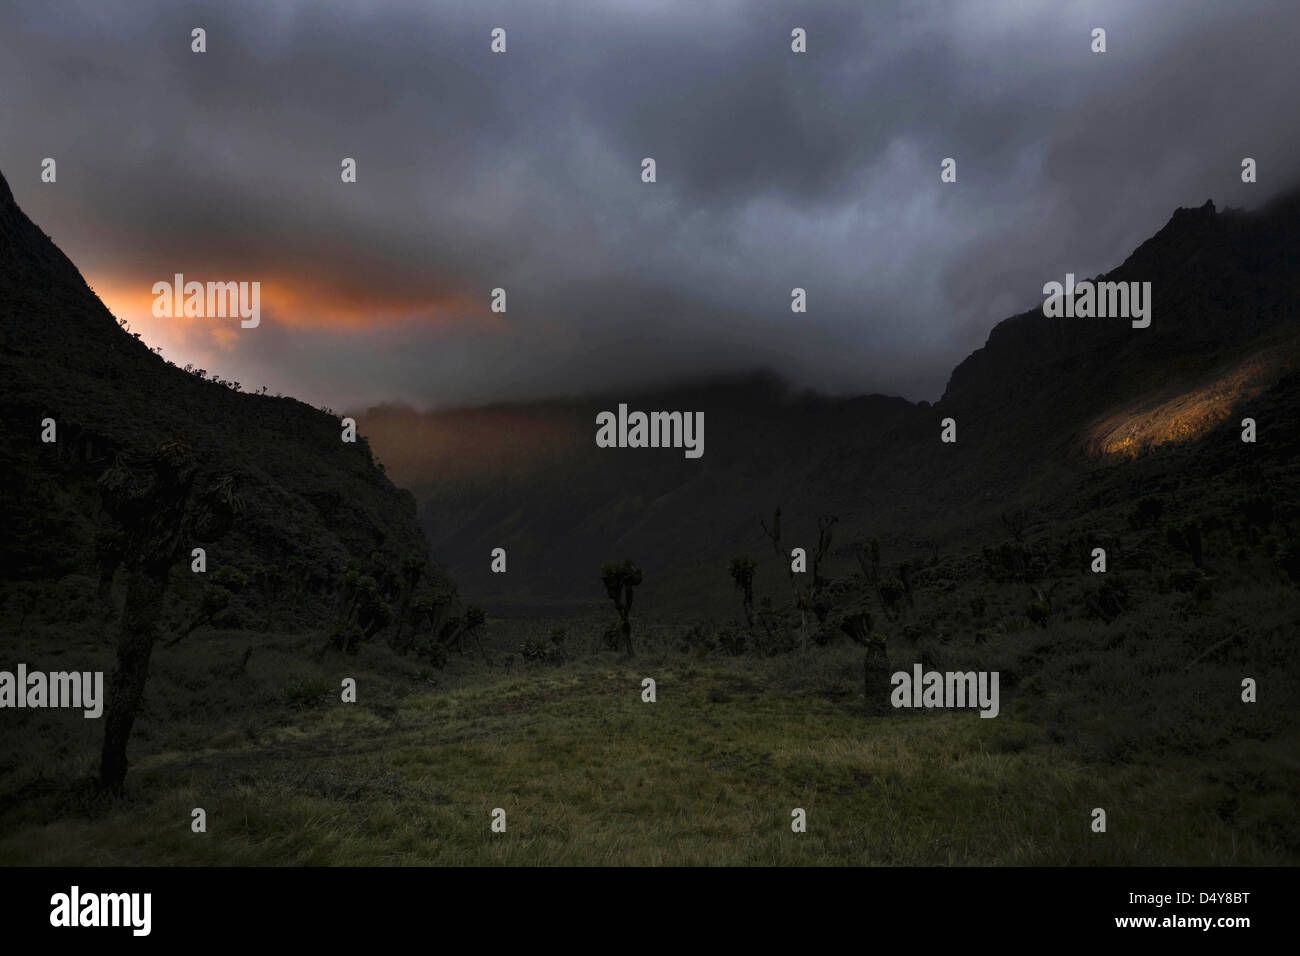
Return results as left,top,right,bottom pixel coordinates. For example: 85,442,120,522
2,0,1298,409
352,187,1300,616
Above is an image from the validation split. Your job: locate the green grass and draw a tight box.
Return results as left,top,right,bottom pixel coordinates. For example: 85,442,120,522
2,594,1296,865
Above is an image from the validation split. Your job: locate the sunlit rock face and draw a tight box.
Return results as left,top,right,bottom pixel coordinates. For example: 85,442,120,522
1082,348,1290,458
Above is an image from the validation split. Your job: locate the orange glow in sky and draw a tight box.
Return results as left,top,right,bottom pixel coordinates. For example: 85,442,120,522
86,270,508,361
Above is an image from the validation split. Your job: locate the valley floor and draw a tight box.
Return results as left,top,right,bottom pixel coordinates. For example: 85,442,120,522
2,602,1296,865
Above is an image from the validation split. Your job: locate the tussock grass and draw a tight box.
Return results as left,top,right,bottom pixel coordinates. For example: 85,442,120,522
2,576,1297,864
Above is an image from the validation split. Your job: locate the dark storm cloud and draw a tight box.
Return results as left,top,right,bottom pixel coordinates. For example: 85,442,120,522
1,0,1297,409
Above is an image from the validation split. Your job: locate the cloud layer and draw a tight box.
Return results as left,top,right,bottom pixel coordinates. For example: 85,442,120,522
2,0,1296,409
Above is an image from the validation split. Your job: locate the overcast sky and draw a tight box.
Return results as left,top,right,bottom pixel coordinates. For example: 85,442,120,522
2,0,1297,409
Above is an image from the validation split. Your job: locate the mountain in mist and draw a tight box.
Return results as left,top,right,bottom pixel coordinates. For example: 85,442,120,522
360,189,1300,617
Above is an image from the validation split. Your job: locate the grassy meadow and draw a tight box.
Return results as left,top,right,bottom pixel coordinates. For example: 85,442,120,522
2,562,1296,866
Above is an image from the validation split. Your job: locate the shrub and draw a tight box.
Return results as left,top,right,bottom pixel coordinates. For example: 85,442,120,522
716,622,747,656
1084,576,1129,622
416,639,448,669
1162,568,1210,597
878,577,906,612
519,637,552,664
197,584,232,619
901,621,928,642
212,565,247,593
329,620,366,655
982,541,1028,582
679,622,713,654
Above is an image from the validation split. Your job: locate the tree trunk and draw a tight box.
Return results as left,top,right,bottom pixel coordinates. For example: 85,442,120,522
392,571,422,650
97,556,120,604
99,567,167,792
863,638,892,716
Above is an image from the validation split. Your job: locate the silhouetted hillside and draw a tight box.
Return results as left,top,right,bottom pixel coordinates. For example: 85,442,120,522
0,167,447,634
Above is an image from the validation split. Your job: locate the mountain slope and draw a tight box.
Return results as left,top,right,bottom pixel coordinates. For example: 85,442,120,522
941,192,1300,456
0,167,444,631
